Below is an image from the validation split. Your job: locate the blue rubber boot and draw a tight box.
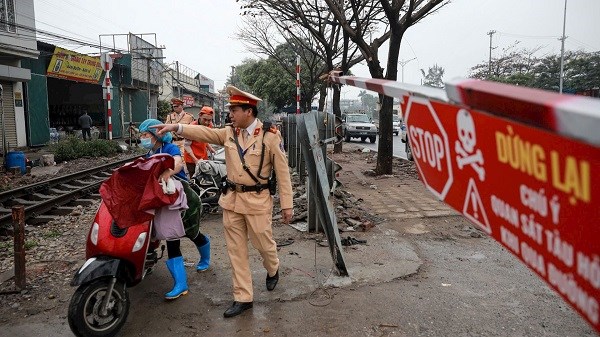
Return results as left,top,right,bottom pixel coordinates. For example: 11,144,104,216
165,256,188,300
196,237,211,272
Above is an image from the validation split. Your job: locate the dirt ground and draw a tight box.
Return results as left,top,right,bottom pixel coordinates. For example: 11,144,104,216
0,144,596,337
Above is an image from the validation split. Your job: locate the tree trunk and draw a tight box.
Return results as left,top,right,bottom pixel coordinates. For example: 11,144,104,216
374,28,404,175
317,85,327,112
332,85,342,153
376,95,394,174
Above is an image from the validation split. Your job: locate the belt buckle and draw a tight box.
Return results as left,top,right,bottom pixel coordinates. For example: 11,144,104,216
234,184,243,193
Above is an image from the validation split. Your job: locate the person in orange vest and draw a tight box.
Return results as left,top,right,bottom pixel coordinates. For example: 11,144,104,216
165,98,194,155
183,106,216,178
150,85,294,318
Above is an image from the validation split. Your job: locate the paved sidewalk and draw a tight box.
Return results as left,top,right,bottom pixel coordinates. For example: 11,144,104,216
335,144,458,221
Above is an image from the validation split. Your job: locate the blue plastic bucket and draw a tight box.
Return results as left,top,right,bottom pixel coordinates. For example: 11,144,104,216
6,151,26,175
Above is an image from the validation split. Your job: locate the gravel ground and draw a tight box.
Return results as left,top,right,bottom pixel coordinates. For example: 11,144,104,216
0,147,384,326
1,146,592,337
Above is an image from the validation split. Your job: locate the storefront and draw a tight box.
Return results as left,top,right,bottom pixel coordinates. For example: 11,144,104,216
23,42,126,145
0,64,31,151
47,77,103,133
44,45,104,137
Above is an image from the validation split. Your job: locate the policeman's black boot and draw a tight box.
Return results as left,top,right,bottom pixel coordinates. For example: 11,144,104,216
266,269,279,291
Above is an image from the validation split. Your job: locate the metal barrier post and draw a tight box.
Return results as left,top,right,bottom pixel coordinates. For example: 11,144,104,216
12,205,26,290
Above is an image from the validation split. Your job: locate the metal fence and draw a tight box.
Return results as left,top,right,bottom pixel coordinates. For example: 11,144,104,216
281,111,347,276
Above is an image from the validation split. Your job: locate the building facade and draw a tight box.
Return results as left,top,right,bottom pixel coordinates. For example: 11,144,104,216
160,62,215,119
0,0,38,151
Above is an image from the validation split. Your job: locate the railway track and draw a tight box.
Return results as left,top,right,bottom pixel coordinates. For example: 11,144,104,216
0,155,141,231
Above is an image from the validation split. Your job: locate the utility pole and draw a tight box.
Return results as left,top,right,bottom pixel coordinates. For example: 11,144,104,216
487,30,496,78
231,66,235,86
146,58,151,119
398,57,416,83
136,51,164,119
559,0,568,94
176,61,181,98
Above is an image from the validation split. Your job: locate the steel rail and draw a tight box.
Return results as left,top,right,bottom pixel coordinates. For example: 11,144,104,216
0,154,141,228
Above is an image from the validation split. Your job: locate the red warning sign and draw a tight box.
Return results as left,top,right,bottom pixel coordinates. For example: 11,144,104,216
406,99,600,330
326,72,600,333
404,97,453,200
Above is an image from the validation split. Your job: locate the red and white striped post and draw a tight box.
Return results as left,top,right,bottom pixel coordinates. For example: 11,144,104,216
296,55,301,114
101,53,114,140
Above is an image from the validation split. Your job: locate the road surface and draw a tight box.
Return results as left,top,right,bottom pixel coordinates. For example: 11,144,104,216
346,134,408,159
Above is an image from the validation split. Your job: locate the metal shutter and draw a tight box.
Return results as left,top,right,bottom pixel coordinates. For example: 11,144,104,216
0,81,17,152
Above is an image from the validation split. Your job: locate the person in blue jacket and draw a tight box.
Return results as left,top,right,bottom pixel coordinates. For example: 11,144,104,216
138,119,211,300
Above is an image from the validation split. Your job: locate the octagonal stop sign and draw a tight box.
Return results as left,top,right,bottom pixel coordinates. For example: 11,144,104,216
404,97,453,200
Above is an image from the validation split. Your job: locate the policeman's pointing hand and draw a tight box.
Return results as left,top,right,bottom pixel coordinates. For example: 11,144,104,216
149,123,177,136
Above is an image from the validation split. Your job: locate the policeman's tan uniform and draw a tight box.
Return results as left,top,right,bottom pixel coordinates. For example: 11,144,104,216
165,98,195,155
177,89,293,303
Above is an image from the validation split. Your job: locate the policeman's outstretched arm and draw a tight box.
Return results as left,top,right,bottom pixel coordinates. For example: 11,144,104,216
149,123,178,137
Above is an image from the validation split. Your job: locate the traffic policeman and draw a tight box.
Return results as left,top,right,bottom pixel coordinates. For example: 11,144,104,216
165,97,194,155
151,85,294,318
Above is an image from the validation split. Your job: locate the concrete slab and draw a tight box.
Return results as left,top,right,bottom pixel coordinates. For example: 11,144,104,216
173,213,422,306
30,164,63,177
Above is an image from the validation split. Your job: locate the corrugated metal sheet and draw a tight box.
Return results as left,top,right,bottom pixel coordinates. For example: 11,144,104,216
26,74,50,146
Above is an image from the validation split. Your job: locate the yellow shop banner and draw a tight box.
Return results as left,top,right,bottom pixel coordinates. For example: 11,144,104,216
47,47,103,84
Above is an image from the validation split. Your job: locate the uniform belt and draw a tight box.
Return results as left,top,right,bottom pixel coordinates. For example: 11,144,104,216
227,181,265,193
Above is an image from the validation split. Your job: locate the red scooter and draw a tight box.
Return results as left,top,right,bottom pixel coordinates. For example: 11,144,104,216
67,201,164,337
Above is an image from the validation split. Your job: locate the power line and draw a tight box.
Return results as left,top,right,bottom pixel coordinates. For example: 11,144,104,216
567,37,598,51
496,31,557,40
16,11,100,46
0,18,145,57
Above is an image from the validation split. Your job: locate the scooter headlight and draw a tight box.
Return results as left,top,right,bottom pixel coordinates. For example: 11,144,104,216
132,232,148,252
90,222,99,245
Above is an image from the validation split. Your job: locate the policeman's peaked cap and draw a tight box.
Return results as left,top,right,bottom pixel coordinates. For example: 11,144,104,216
226,85,262,107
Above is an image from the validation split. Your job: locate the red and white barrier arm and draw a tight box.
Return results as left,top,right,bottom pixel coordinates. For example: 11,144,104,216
327,72,600,146
328,71,449,103
446,78,600,147
328,72,600,333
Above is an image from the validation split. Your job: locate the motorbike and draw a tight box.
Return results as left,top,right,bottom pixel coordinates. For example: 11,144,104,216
189,154,227,217
67,200,164,337
67,152,224,337
67,157,224,337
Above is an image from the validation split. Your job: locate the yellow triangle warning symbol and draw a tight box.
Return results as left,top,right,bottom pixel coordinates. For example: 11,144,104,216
462,178,492,235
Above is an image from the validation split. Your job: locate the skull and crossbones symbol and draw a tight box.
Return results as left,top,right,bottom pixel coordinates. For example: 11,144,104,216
455,109,485,181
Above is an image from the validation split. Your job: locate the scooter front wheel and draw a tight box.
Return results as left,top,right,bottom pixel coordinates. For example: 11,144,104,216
68,278,129,337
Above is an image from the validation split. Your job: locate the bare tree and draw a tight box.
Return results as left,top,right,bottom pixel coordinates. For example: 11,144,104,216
324,0,448,174
237,17,324,115
237,0,371,153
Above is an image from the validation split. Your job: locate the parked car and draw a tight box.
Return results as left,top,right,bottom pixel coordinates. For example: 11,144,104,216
392,115,401,136
400,121,413,161
342,113,378,143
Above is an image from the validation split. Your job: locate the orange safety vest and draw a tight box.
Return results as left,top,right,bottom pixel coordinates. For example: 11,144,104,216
184,141,209,163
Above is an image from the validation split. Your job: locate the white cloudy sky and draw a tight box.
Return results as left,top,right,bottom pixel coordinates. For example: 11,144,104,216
32,0,599,99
